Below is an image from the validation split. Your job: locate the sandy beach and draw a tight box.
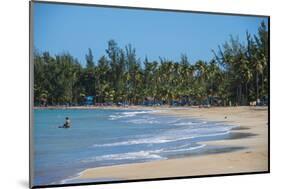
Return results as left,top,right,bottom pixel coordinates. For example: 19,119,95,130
69,106,268,182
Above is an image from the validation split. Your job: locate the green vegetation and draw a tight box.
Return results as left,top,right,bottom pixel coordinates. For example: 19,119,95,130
34,21,268,106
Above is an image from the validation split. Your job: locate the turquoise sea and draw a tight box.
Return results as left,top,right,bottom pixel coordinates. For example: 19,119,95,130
33,108,236,186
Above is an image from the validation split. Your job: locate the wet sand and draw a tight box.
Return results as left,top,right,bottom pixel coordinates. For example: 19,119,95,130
69,106,269,182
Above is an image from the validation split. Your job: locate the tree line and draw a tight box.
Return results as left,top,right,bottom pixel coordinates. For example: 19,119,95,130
33,21,268,106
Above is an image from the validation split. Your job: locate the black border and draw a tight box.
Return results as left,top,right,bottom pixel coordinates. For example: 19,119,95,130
29,1,270,188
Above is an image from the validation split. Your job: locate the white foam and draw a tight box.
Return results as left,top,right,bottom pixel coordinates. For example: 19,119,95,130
167,118,183,124
109,114,134,120
82,150,166,162
173,121,208,126
109,110,161,120
58,172,82,185
93,128,231,148
125,118,160,124
195,130,231,138
173,122,195,126
83,144,207,163
95,113,234,151
92,137,172,147
164,144,206,153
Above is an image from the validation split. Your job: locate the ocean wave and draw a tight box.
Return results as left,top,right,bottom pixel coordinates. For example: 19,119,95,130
173,122,196,126
167,118,183,124
92,129,230,148
92,137,172,147
83,144,207,163
195,130,231,138
82,150,166,163
173,121,207,126
164,144,206,153
109,110,160,120
125,118,160,124
109,114,134,120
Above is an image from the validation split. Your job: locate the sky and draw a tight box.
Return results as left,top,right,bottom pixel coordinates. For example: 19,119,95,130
33,2,268,66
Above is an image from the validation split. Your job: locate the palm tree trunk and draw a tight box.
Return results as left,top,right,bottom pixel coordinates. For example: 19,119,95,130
256,72,259,100
245,82,248,105
261,73,264,98
238,83,242,106
236,87,239,105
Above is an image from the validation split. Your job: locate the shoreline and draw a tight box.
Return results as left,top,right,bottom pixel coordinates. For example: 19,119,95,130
33,105,198,110
65,106,268,183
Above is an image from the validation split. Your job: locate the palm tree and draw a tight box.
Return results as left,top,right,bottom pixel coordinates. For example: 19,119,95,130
194,60,208,104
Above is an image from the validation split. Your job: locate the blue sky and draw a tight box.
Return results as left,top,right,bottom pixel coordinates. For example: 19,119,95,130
33,2,268,66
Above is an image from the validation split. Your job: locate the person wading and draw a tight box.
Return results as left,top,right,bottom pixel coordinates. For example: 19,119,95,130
59,117,71,128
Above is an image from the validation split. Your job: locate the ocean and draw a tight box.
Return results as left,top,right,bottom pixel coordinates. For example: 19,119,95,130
33,108,236,186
